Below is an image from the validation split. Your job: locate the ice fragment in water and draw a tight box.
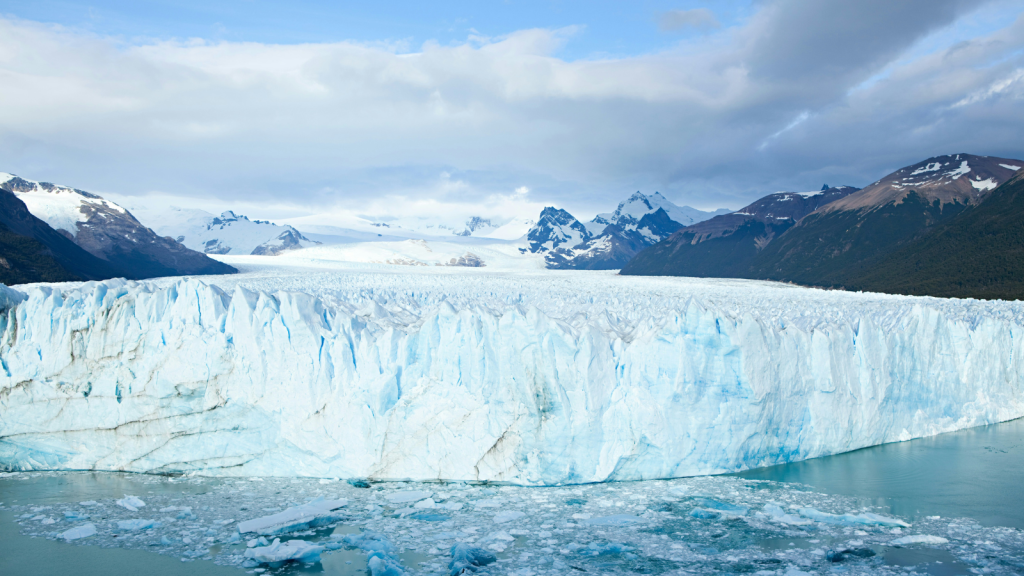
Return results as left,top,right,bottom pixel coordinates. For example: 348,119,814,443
115,495,145,512
237,497,347,535
583,514,642,526
890,535,949,546
59,523,97,541
243,538,325,564
798,508,910,527
117,519,158,531
493,511,525,524
384,490,431,504
343,531,404,576
763,503,813,526
449,543,496,575
693,497,748,515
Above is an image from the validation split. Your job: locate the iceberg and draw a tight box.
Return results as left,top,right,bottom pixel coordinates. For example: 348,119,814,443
59,523,97,540
243,538,324,564
798,508,910,527
1,271,1023,485
890,534,949,546
237,497,347,535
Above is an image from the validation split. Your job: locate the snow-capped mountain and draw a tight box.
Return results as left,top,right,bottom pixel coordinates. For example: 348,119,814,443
527,192,728,269
751,154,1023,288
823,154,1021,213
0,187,122,284
0,173,235,279
131,207,319,256
592,191,730,232
527,208,593,253
621,185,859,278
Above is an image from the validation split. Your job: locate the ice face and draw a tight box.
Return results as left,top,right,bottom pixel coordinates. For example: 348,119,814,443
1,269,1024,484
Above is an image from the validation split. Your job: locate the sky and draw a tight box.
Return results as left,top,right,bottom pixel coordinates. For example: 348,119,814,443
0,0,1023,225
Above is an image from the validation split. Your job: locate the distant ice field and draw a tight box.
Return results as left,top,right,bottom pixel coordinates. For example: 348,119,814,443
1,258,1023,485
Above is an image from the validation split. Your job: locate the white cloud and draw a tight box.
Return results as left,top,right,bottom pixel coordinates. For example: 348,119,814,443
0,0,1021,221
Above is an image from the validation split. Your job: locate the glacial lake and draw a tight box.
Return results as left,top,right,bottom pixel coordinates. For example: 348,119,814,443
1,417,1021,576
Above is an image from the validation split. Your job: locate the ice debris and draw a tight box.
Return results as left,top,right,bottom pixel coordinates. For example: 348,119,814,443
890,534,949,546
449,543,497,575
342,531,404,576
798,507,910,527
115,495,145,512
243,538,324,565
116,519,158,531
237,497,347,535
59,523,97,541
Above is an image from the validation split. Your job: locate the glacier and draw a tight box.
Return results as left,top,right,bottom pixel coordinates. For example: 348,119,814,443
1,266,1023,484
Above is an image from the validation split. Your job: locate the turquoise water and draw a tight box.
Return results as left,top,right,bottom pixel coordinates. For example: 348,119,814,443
734,417,1024,530
1,418,1022,575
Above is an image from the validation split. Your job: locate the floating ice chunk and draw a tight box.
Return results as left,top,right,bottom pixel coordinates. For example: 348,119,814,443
583,514,642,526
449,543,496,575
689,508,720,520
79,501,99,507
117,519,158,531
64,511,88,521
763,503,813,526
116,496,146,512
237,497,347,535
493,511,525,524
666,486,689,499
414,498,437,509
473,499,502,509
798,508,910,527
694,498,748,515
890,535,949,546
40,517,55,525
440,502,464,511
243,538,325,564
579,542,633,556
343,531,404,576
384,491,432,504
60,523,97,540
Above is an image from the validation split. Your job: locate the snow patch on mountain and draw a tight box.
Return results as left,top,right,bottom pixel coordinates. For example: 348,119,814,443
0,173,126,238
971,177,998,191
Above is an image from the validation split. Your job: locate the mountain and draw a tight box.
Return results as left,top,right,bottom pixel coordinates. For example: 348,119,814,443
620,186,858,277
0,173,236,279
527,192,727,269
130,207,319,256
843,168,1024,299
0,188,124,284
750,154,1022,287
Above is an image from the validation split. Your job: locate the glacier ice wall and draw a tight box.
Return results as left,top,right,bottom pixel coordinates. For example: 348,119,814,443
1,274,1023,485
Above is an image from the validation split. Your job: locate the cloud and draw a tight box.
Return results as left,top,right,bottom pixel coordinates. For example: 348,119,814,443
658,9,720,32
0,0,1021,222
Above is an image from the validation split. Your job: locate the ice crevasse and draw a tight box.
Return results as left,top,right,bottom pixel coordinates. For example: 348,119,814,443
0,275,1023,485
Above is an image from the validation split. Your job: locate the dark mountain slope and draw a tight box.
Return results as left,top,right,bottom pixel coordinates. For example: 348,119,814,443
0,188,123,283
621,186,857,277
1,174,236,279
845,170,1024,300
749,154,1021,287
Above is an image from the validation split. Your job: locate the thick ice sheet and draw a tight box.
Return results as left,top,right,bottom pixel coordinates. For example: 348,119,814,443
1,265,1024,483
